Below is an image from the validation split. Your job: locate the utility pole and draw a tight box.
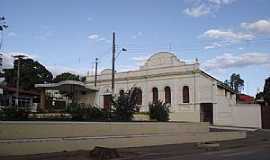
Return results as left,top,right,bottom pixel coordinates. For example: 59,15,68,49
0,16,8,51
13,55,26,110
94,58,98,87
112,32,116,96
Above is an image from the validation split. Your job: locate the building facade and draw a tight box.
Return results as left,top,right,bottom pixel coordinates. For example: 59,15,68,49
84,52,261,127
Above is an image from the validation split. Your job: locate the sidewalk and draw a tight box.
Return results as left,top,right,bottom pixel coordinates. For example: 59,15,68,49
209,125,259,131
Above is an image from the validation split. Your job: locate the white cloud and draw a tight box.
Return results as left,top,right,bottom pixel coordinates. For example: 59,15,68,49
202,29,254,42
202,52,270,70
183,0,236,17
35,25,54,40
132,55,151,66
7,32,17,37
88,34,111,43
0,52,89,77
0,52,39,69
241,19,270,34
46,65,88,76
208,0,235,5
204,42,223,49
132,32,143,39
88,34,99,40
116,65,138,72
183,4,211,17
201,19,270,48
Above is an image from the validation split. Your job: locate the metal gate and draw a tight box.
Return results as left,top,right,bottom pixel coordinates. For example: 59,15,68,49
261,104,270,129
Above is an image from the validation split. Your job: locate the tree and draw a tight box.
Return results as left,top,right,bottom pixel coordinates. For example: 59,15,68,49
263,77,270,105
53,72,80,83
255,91,264,101
227,73,244,93
4,58,53,90
224,80,230,88
80,76,86,82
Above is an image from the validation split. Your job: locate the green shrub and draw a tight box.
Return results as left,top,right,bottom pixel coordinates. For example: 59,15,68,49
112,87,140,121
66,103,105,121
0,107,29,121
149,100,170,121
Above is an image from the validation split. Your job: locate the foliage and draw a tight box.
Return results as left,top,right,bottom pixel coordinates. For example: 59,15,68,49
255,91,264,101
230,73,244,93
263,77,270,105
224,80,230,88
224,73,245,93
112,87,139,121
0,107,29,121
4,58,53,90
65,103,105,121
80,76,86,82
53,72,80,83
149,100,170,121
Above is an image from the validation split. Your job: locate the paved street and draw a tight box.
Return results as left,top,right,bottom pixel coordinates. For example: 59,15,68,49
118,129,270,160
122,143,270,160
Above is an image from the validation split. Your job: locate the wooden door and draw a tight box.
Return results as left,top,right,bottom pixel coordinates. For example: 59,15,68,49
103,95,112,110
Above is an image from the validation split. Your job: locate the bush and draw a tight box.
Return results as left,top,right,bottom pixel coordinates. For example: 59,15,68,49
112,87,140,121
0,107,29,121
66,103,105,121
149,100,170,121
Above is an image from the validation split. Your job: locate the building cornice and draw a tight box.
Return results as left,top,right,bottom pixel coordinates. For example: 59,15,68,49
87,70,199,84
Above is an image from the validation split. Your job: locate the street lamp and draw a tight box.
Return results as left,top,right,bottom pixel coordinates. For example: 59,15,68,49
13,55,26,109
112,47,127,96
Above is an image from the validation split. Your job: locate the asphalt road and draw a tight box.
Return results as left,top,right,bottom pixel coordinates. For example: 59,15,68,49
128,143,270,160
118,129,270,160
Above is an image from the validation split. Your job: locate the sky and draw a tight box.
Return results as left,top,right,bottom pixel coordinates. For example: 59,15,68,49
1,0,270,96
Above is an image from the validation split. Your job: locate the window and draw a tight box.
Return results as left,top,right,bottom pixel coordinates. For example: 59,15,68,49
165,86,171,104
183,86,189,103
136,88,142,105
152,87,158,103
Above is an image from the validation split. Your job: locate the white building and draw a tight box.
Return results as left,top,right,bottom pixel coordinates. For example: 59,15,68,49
84,52,261,128
35,52,261,128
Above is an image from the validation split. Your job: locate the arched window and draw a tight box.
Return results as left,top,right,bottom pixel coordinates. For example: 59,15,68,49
136,88,142,105
183,86,190,103
164,86,171,104
152,87,158,103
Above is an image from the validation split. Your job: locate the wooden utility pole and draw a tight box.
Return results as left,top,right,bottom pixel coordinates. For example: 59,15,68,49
94,58,98,87
112,32,116,96
13,55,26,109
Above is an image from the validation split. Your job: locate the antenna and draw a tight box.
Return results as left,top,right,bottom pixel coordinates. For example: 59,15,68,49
168,43,172,52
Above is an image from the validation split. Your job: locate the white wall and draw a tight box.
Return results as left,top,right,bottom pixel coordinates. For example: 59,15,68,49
231,104,261,128
214,91,262,128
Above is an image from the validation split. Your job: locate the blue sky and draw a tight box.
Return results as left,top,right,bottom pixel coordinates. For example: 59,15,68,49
1,0,270,96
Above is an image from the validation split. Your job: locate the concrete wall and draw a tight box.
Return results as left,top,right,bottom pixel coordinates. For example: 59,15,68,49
231,104,262,128
169,111,200,122
0,121,246,156
78,92,96,106
0,121,209,140
214,101,262,128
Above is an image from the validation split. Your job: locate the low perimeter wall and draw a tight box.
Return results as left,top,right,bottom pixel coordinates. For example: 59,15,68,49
0,121,209,140
0,121,246,156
